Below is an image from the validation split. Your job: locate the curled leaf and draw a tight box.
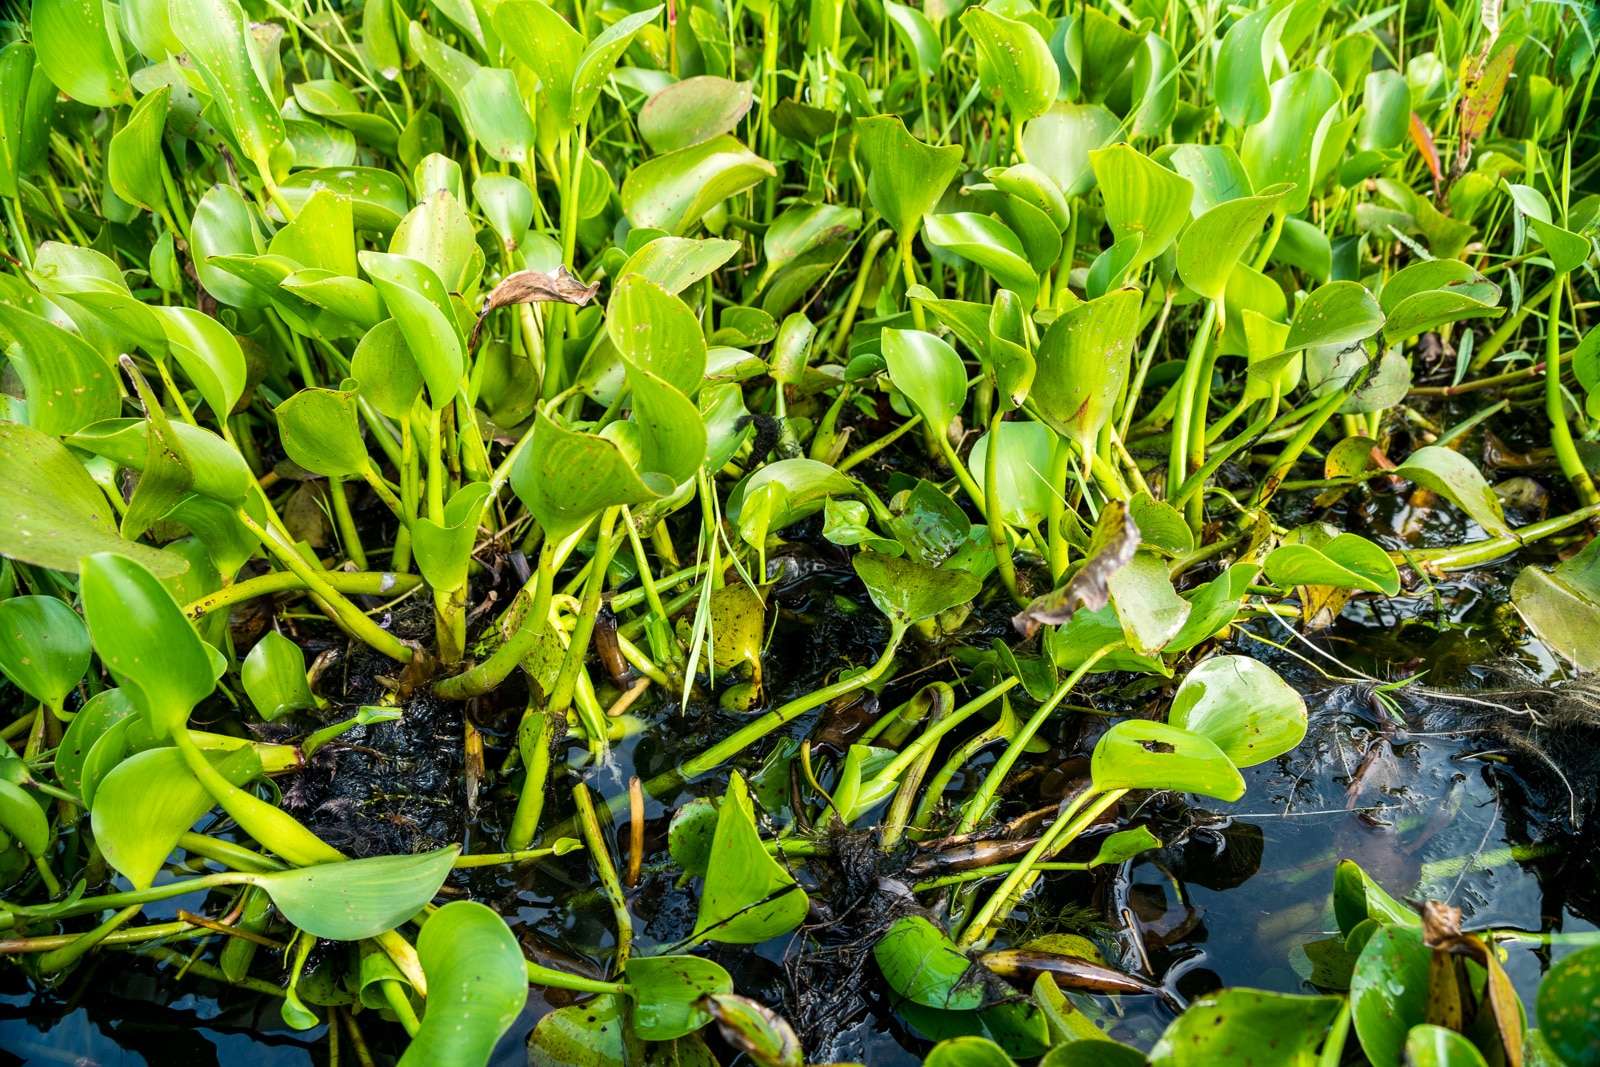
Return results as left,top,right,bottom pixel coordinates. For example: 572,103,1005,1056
470,265,601,348
1012,501,1140,638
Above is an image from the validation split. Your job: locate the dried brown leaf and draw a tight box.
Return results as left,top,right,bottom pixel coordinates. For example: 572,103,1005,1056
1012,500,1141,638
470,266,601,349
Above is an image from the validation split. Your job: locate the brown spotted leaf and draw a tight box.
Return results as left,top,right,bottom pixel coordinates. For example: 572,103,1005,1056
1012,500,1141,638
470,266,600,348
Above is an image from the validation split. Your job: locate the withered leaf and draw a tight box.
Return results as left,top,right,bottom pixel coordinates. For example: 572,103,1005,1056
1012,500,1141,638
470,266,601,349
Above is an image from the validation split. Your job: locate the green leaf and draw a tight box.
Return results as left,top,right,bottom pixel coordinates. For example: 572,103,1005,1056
1511,535,1600,671
153,306,249,426
728,458,857,530
626,955,734,1041
413,481,492,592
1392,445,1514,541
269,188,358,278
761,203,862,289
55,688,136,795
242,631,318,721
250,847,458,940
1333,859,1423,937
1091,143,1194,271
1536,943,1600,1067
1351,925,1431,1067
191,186,270,308
972,421,1054,528
1090,719,1246,801
607,275,707,394
170,0,286,171
1215,0,1293,128
511,412,658,542
1030,287,1142,454
0,778,48,859
1177,183,1293,303
1240,68,1341,215
963,7,1059,121
1168,656,1307,767
360,251,464,408
493,0,583,127
856,115,966,238
1264,530,1400,595
0,595,89,707
926,1037,1017,1067
279,168,410,233
1148,988,1343,1066
0,303,121,437
1021,103,1119,197
1405,1025,1490,1067
572,6,664,125
528,994,633,1067
1106,551,1191,656
853,551,982,627
108,87,171,213
875,916,988,1010
690,772,809,945
462,67,534,164
80,553,215,738
67,419,252,506
1504,183,1593,275
32,0,131,107
0,422,187,578
639,76,754,153
276,386,368,478
1359,70,1411,152
1282,281,1386,352
1379,259,1501,343
1163,143,1253,216
622,135,775,236
92,744,258,889
351,320,423,420
618,236,741,295
922,213,1039,307
292,80,399,153
881,327,969,438
397,901,528,1067
885,0,942,82
624,362,708,488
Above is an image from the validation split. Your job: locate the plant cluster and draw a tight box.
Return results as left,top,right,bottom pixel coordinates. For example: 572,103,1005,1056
0,0,1596,1061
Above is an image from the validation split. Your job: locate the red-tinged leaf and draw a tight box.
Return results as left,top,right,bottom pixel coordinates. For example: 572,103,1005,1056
1410,112,1442,194
1459,43,1516,142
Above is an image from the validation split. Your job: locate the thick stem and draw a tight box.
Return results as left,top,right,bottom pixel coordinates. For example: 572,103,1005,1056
184,569,421,620
573,783,633,968
1168,300,1219,515
547,508,620,755
985,408,1021,602
434,539,558,700
1543,276,1598,506
1047,434,1072,583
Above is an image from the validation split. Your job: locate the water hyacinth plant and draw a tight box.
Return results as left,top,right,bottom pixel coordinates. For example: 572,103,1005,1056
0,0,1596,1060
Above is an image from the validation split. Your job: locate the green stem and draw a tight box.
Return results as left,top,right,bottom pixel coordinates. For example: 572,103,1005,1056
327,475,367,569
434,539,557,700
237,510,414,663
573,783,633,968
184,569,422,620
548,508,619,755
900,234,927,331
1543,275,1598,506
956,648,1109,834
1247,388,1350,511
1047,434,1072,583
985,408,1020,602
506,710,553,852
1168,300,1219,522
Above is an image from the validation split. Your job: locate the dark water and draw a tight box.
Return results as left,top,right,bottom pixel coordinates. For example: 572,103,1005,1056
7,480,1600,1065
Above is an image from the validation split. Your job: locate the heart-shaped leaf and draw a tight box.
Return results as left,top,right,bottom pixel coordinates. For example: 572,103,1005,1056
397,900,528,1066
1090,719,1246,801
1168,656,1307,767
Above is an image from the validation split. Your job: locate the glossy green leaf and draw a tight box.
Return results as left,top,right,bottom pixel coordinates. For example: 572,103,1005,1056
622,135,776,236
528,994,632,1067
1511,535,1600,671
1030,287,1142,454
1106,551,1191,656
1241,69,1341,214
626,955,734,1041
1264,530,1400,595
1091,143,1194,270
0,303,120,437
618,236,741,294
1021,103,1119,197
242,631,318,721
963,7,1059,121
170,0,286,170
923,212,1039,307
639,76,754,153
691,772,809,945
93,744,258,889
1405,1024,1491,1067
1392,446,1514,541
1333,859,1420,937
856,115,966,238
511,412,658,542
854,551,983,628
80,552,214,738
249,847,458,940
192,186,270,308
413,481,492,593
360,251,464,408
1536,943,1600,1067
607,274,707,394
108,87,171,213
1351,925,1431,1067
875,916,989,1010
1168,656,1307,767
278,168,410,233
0,595,89,707
33,0,131,107
1090,719,1246,801
1283,281,1386,352
972,421,1054,528
885,0,942,82
56,688,136,795
153,306,249,426
1148,988,1343,1066
1177,183,1293,302
68,419,252,506
276,386,368,478
1380,259,1501,343
462,67,534,164
1215,0,1292,128
881,327,968,438
0,778,48,859
0,422,186,578
397,900,528,1067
